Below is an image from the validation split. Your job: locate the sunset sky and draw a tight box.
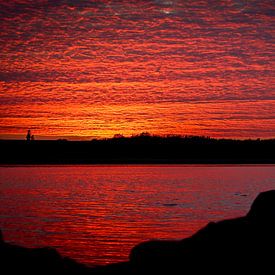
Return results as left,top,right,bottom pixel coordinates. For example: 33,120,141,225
1,0,274,140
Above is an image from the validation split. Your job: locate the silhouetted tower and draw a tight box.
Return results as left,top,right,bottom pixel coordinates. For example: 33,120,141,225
26,129,31,141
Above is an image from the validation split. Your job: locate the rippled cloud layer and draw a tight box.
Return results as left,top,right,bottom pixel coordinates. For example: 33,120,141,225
0,0,274,139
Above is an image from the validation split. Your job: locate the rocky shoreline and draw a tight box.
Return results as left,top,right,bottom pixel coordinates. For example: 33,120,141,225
1,190,274,274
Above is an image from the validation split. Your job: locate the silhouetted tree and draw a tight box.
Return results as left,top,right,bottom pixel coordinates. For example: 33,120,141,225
26,130,31,141
113,134,125,139
139,132,151,137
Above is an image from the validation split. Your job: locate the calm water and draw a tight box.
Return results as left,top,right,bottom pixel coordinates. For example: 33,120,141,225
0,165,274,266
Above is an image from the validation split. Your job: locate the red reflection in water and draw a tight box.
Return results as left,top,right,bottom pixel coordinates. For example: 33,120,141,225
0,165,274,266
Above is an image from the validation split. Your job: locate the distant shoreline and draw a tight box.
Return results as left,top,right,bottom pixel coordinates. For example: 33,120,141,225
1,137,275,164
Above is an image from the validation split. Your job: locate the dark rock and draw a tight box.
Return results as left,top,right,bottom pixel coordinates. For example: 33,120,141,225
129,190,275,273
0,236,91,275
247,189,275,220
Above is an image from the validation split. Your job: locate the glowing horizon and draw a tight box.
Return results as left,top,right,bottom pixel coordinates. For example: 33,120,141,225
1,0,274,140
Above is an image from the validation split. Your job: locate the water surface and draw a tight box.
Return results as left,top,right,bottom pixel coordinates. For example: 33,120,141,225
0,165,274,265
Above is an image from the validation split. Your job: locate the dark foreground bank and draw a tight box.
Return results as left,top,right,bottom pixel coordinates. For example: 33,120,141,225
1,190,275,274
1,137,275,164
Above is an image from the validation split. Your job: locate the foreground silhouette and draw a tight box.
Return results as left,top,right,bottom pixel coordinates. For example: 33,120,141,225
1,190,275,274
130,190,275,274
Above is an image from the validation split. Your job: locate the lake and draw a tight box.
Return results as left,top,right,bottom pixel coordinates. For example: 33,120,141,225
0,165,274,266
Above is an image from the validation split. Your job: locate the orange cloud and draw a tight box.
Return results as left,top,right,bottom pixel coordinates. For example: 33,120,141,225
0,0,274,139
